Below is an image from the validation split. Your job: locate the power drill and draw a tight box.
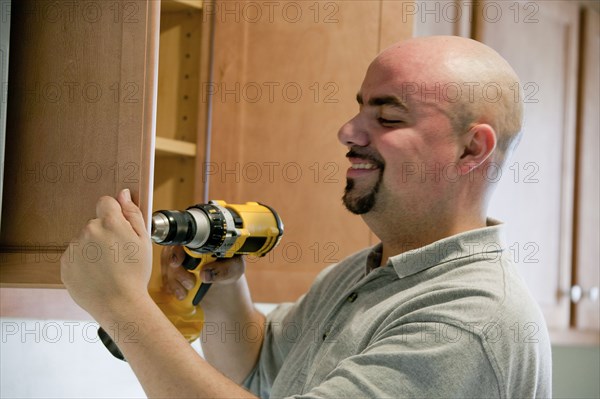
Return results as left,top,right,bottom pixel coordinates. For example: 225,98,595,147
99,200,284,360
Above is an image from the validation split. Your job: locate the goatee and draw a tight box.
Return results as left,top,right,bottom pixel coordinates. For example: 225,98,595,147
342,173,382,215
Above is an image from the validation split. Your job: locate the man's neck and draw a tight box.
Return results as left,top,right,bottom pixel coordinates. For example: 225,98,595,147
374,215,489,267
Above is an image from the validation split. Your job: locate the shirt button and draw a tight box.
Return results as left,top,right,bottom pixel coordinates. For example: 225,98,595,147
346,292,358,303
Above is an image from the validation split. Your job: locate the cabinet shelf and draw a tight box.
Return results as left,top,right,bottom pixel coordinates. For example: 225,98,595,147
161,0,203,12
155,136,197,157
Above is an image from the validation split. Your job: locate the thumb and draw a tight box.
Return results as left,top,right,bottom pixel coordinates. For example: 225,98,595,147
117,189,147,237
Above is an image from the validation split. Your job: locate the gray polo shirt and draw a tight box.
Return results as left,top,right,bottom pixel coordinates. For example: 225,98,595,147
244,220,552,398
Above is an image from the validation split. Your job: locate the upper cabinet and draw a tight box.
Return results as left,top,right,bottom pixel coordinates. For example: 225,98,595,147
413,0,472,37
572,7,600,336
0,0,10,228
475,1,598,342
0,0,160,286
414,0,598,343
476,0,580,331
0,0,210,316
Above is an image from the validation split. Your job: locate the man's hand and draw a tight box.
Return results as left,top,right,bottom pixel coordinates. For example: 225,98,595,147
161,246,246,301
60,189,153,320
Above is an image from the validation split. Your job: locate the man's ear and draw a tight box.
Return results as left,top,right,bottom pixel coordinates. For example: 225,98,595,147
457,124,497,175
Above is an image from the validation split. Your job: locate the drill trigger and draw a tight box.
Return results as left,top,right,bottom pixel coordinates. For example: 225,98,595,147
181,252,202,270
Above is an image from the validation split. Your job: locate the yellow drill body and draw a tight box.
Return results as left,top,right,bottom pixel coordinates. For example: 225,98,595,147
148,201,284,342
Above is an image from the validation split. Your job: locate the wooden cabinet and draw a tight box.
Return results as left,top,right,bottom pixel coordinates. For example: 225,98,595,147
0,0,210,318
474,1,599,343
572,7,600,335
0,0,9,227
208,0,413,303
414,0,599,343
476,0,580,332
412,0,472,37
0,0,159,287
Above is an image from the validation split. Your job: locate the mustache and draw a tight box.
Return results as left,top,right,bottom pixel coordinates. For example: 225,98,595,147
345,148,385,168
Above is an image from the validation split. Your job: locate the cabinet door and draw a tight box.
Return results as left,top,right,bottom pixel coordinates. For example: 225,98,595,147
573,7,600,332
0,0,159,286
0,0,10,226
475,0,579,330
209,0,412,303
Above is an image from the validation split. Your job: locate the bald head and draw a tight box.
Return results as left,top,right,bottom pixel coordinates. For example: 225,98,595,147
373,36,523,164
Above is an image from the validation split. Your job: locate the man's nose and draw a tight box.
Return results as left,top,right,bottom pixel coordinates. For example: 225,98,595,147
337,114,369,147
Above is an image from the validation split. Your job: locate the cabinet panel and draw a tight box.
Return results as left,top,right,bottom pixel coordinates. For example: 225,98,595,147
0,0,10,227
574,7,600,332
475,1,579,329
0,0,159,286
209,0,412,302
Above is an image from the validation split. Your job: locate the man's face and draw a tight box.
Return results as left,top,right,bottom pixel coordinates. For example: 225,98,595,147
339,58,461,218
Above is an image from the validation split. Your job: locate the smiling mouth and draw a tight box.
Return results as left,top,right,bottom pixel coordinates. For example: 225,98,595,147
345,149,384,171
350,162,378,170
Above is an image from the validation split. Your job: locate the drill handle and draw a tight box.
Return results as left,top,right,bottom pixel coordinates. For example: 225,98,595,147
181,251,214,306
98,327,126,361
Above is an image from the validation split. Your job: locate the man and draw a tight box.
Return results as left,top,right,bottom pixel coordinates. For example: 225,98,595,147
61,36,551,398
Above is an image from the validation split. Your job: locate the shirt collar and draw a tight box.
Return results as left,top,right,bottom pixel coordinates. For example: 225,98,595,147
366,218,506,279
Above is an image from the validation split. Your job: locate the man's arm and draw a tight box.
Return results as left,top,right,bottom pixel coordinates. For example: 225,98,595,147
198,275,266,383
60,189,260,398
98,293,258,398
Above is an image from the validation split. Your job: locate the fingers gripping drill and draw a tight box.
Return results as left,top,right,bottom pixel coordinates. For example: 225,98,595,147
99,200,284,360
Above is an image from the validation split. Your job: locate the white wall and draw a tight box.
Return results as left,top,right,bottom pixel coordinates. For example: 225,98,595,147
0,304,278,399
1,317,147,398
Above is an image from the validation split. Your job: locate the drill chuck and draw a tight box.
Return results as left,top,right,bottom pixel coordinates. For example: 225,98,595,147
150,208,212,249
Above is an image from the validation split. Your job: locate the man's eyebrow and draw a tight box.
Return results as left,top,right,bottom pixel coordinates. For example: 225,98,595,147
356,93,408,111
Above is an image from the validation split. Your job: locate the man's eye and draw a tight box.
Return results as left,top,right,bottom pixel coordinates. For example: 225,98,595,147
378,117,403,125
